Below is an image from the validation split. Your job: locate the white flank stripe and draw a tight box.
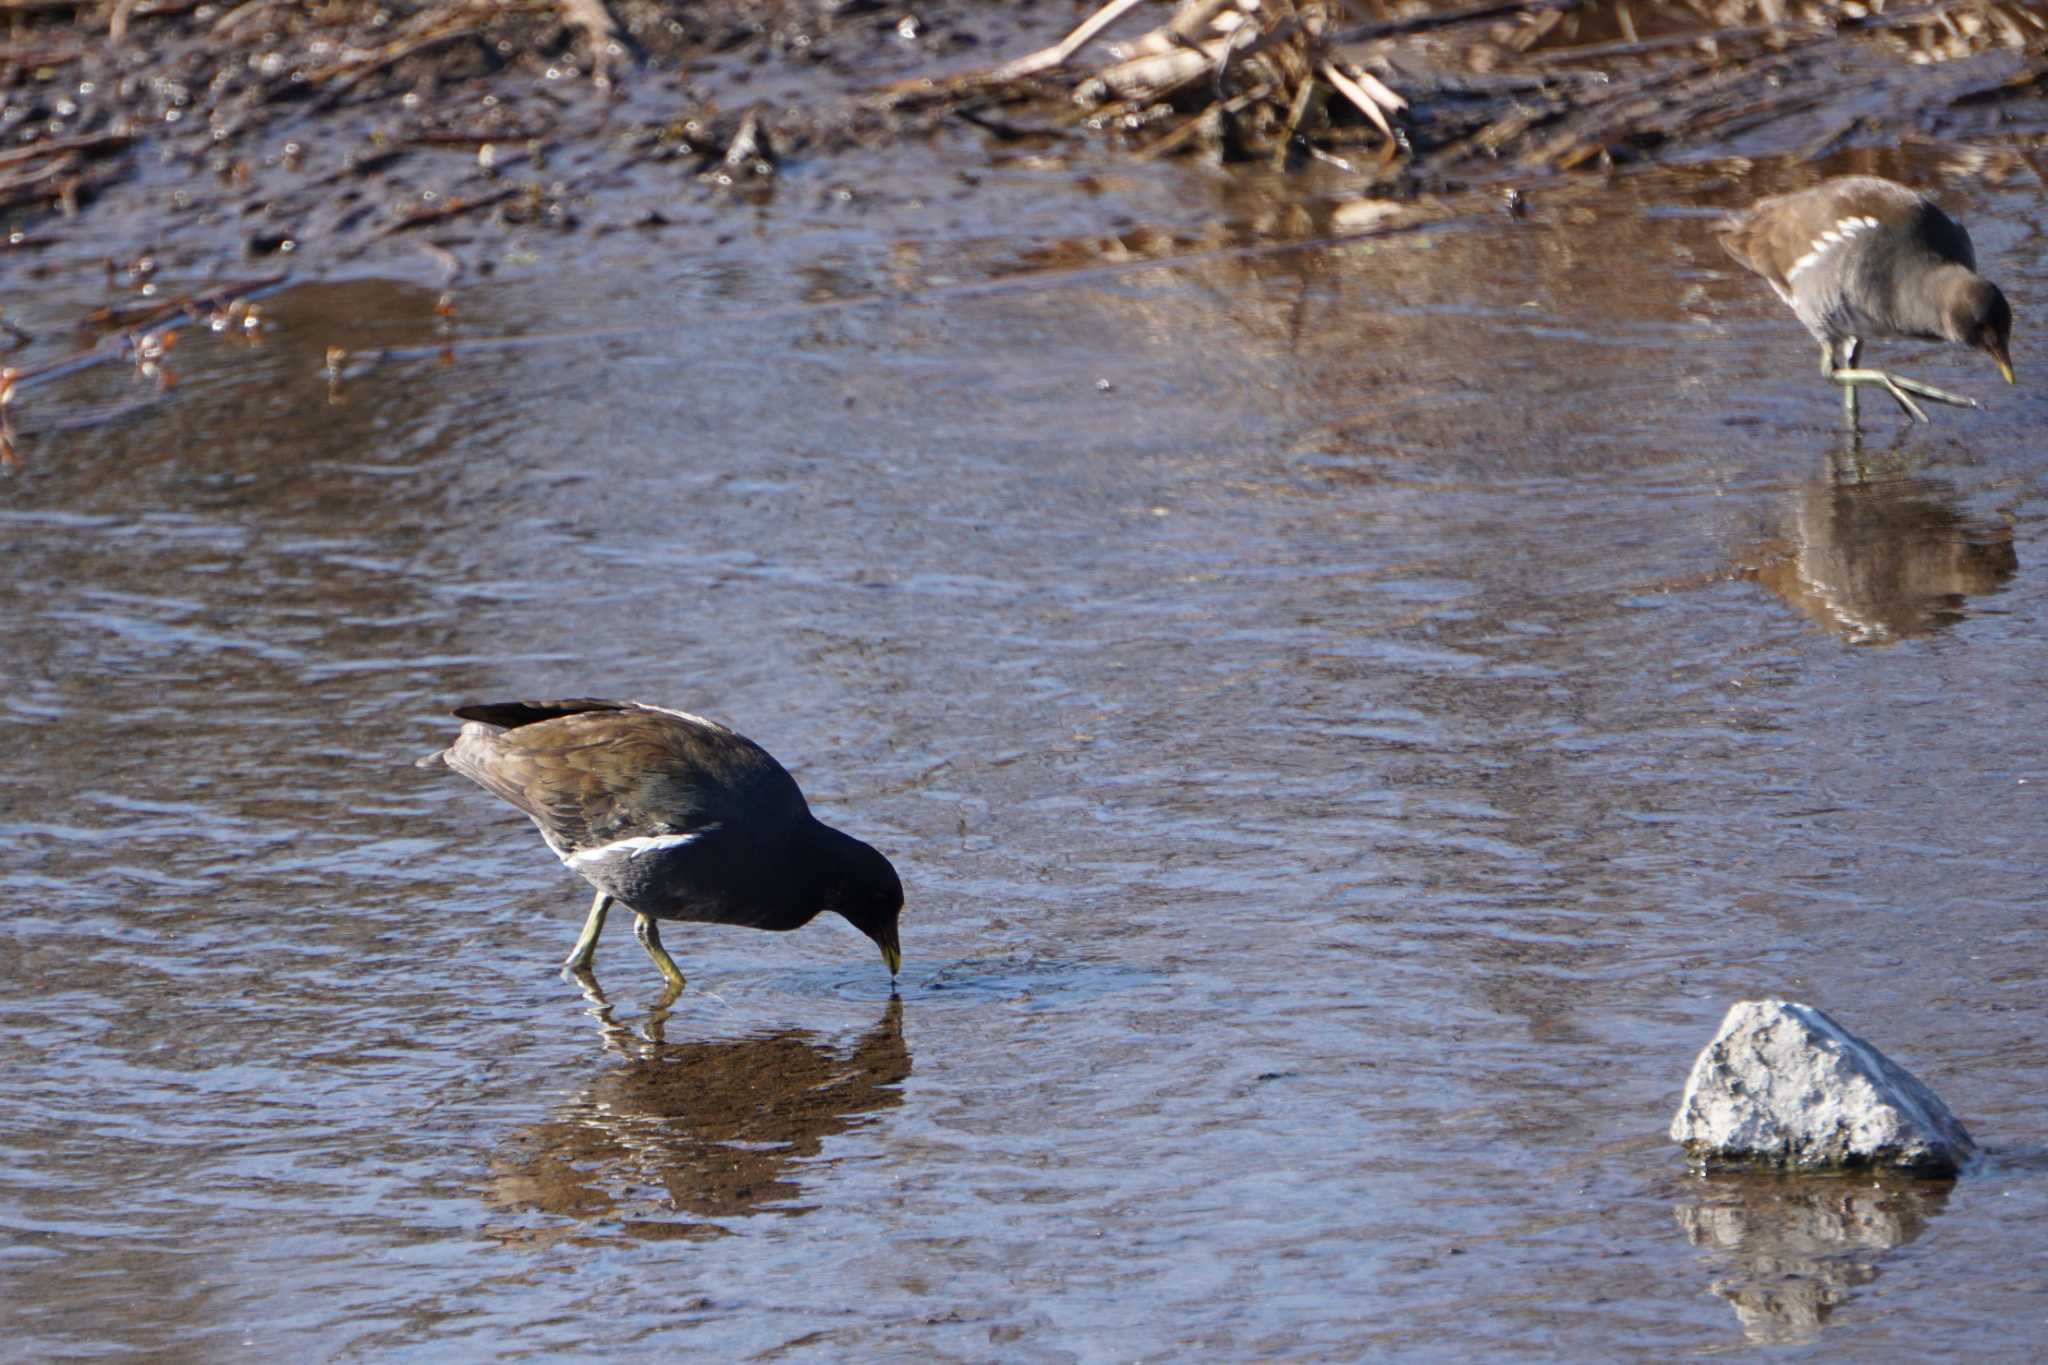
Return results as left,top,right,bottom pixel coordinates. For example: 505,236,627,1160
1783,215,1880,286
638,703,734,734
564,824,721,867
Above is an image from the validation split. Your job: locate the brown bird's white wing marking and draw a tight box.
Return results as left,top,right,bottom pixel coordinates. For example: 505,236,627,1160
561,825,723,867
1782,215,1881,287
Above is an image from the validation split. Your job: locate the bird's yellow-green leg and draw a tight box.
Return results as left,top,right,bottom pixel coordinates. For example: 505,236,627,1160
633,913,687,997
562,890,611,974
1831,341,1860,424
1824,338,1976,422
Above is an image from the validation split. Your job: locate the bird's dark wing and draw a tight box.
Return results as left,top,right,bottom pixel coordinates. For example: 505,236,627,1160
1718,178,1971,287
1897,197,1975,271
455,697,652,730
442,700,808,852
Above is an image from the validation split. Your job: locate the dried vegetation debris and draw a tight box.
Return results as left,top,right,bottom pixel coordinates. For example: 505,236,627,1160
1,0,2045,265
0,0,973,261
896,0,2048,177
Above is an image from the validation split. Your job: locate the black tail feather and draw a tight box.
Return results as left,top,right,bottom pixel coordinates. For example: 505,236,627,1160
451,697,633,730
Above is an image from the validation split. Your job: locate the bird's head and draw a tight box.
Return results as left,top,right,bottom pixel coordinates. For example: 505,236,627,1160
1947,277,2015,384
830,835,904,979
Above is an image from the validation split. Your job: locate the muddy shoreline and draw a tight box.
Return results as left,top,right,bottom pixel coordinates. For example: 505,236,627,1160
4,0,2045,283
0,0,1007,278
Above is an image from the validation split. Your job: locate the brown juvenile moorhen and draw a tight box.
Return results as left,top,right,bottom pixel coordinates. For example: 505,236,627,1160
1720,176,2014,423
421,698,903,995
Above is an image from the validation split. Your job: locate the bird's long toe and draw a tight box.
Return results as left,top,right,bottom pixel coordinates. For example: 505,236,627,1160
1887,374,1980,408
1832,368,1930,422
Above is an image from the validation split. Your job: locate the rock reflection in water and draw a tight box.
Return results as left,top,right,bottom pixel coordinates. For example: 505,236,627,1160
1674,1173,1951,1346
486,1000,908,1241
1748,460,2017,644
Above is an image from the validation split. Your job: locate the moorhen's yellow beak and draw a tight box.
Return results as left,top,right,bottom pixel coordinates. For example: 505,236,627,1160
1992,343,2016,384
879,940,902,978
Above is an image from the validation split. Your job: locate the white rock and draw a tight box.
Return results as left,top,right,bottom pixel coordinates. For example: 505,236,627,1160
1670,1000,1976,1176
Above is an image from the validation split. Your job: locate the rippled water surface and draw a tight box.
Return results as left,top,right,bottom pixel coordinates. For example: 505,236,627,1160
6,150,2048,1359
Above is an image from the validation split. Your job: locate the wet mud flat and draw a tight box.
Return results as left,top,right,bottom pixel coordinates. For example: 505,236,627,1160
7,3,2048,1363
4,0,2048,284
0,0,1007,275
9,0,2048,468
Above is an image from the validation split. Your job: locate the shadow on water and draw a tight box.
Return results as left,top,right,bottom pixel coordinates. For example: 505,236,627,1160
485,999,909,1242
1673,1172,1953,1346
1741,455,2018,645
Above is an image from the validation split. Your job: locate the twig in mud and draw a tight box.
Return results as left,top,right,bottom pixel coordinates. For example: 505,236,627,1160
81,273,290,330
0,158,122,216
707,110,776,181
284,10,490,107
402,130,549,149
991,0,1150,82
415,239,465,284
951,107,1061,141
1273,69,1323,167
0,131,131,172
11,396,161,436
1521,18,1808,65
208,0,278,32
374,186,520,236
2013,142,2048,190
102,0,203,36
0,154,80,201
0,45,85,74
558,0,634,81
108,0,140,43
1320,60,1405,145
1330,0,1583,45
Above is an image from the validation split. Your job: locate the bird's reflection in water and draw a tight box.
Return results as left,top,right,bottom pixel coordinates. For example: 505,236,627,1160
1747,450,2017,644
486,995,909,1241
1674,1172,1951,1346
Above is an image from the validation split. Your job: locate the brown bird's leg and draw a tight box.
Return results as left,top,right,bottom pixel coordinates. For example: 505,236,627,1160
1834,339,1859,426
1829,409,1869,483
562,889,611,973
1825,335,1978,421
633,912,687,1001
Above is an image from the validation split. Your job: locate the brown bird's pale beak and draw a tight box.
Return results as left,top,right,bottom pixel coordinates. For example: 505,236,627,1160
879,937,902,978
1991,341,2016,384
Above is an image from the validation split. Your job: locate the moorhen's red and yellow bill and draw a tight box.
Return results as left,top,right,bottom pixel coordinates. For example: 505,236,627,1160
421,698,903,996
1720,176,2014,423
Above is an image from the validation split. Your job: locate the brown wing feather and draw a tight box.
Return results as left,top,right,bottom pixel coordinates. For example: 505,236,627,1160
1718,177,1965,288
1717,204,1798,289
440,701,807,852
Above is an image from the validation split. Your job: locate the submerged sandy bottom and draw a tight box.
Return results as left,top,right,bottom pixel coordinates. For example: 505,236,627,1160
5,141,2048,1357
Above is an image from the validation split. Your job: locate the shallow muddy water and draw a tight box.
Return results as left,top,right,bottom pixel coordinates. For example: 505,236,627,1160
6,144,2048,1359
